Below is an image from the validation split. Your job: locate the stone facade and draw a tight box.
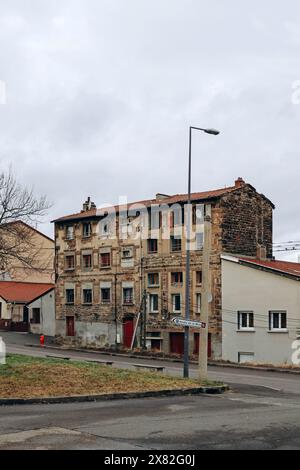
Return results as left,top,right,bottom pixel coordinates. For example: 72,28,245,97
53,179,274,358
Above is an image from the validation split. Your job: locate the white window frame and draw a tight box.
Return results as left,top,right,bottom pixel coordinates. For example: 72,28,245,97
66,225,74,240
148,273,159,287
269,311,288,332
149,294,159,313
123,287,134,305
83,222,92,238
172,294,181,314
237,311,254,331
195,232,204,251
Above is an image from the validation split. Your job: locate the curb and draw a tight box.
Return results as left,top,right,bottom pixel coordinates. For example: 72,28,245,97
24,343,300,375
0,385,229,406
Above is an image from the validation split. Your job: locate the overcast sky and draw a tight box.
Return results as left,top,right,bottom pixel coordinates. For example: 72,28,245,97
0,0,300,260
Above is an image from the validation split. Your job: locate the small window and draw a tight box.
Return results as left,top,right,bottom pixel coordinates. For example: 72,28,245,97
100,252,111,268
238,311,254,330
148,273,159,287
170,207,183,228
269,311,287,331
31,308,41,324
66,289,75,305
122,247,133,259
195,233,204,250
171,272,183,286
66,226,74,240
65,255,75,271
196,293,202,314
172,294,181,313
170,236,181,252
149,294,159,313
101,288,111,303
196,271,202,285
148,239,158,253
83,223,92,238
83,288,93,305
149,209,161,230
123,287,134,305
82,254,92,270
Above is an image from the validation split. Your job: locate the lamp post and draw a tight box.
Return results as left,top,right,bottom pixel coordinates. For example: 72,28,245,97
183,126,220,379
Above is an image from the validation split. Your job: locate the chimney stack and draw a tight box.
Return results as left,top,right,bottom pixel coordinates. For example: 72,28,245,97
235,177,245,188
82,197,96,212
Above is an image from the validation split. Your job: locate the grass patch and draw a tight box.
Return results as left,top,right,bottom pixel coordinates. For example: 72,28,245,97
0,354,222,399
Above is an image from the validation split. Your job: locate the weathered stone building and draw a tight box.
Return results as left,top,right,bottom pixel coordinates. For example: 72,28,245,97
53,178,274,358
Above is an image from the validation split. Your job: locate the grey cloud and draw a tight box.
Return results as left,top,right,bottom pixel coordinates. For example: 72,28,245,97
0,0,299,258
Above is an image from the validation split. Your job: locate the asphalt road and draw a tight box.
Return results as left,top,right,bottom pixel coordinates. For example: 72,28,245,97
1,332,300,450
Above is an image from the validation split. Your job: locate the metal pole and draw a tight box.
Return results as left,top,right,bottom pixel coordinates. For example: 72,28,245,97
114,273,118,348
183,127,192,378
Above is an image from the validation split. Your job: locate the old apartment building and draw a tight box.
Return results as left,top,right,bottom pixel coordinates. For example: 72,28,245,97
53,178,274,358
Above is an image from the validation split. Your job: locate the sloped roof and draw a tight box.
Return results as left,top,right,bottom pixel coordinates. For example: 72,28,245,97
239,257,300,278
52,181,254,223
0,281,54,304
222,255,300,280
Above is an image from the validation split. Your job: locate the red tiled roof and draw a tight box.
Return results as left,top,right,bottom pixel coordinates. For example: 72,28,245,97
52,184,242,223
0,282,54,304
239,258,300,278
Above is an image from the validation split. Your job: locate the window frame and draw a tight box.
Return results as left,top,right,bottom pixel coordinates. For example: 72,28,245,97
123,287,134,305
148,273,159,287
237,311,255,331
170,236,182,252
101,287,111,304
66,225,74,240
148,238,158,254
82,253,92,271
149,294,159,313
66,288,75,305
172,293,181,314
31,308,41,324
171,272,183,286
269,311,287,331
82,288,93,305
65,254,75,271
100,251,111,268
82,222,92,238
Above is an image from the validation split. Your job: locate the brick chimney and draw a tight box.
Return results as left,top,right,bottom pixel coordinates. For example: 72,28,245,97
82,197,96,212
235,177,245,188
156,193,170,201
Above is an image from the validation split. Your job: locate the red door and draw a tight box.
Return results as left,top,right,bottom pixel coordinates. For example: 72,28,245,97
193,333,212,358
66,317,75,337
170,333,184,355
123,319,134,348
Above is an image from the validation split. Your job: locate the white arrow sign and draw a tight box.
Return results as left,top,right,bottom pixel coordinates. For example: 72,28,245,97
171,317,206,329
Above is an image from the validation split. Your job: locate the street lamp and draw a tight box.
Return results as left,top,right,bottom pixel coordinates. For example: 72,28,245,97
183,126,220,379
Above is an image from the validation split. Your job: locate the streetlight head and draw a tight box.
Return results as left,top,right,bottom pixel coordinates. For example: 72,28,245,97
203,128,220,136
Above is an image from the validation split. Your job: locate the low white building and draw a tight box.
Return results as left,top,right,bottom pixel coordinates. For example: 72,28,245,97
0,281,55,336
221,255,300,365
27,289,56,337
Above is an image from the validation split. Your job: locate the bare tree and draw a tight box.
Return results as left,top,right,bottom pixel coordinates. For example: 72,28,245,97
0,169,52,277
